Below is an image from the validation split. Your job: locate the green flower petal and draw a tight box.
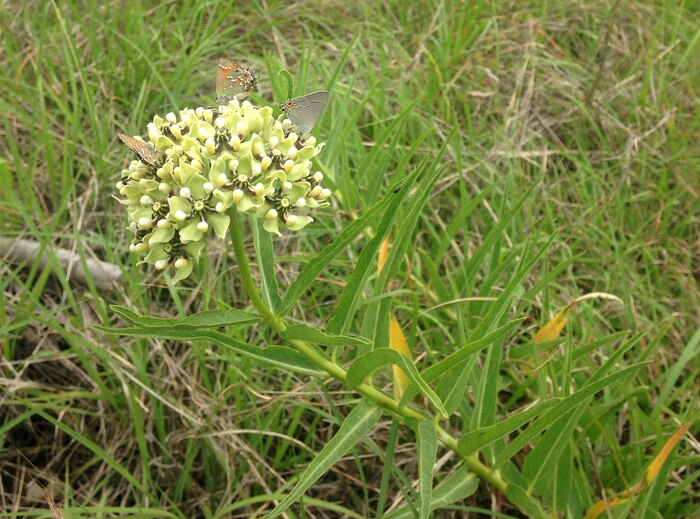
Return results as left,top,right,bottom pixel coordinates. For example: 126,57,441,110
207,213,230,239
263,216,280,236
285,215,314,231
171,261,194,283
179,221,204,243
149,226,176,244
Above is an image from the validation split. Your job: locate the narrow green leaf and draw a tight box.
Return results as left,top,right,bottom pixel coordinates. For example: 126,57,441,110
282,323,371,347
281,170,419,316
109,304,258,328
384,464,478,519
457,399,560,455
346,349,448,418
264,400,383,518
326,156,431,335
522,407,584,494
95,326,323,376
495,363,645,467
504,484,548,519
253,217,282,313
417,421,438,519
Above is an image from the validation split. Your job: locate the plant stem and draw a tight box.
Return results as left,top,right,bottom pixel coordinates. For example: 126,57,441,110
227,209,508,493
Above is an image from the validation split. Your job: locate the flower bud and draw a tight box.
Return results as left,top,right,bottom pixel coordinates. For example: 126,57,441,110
215,173,228,187
165,112,177,123
174,257,189,269
140,195,154,206
158,182,171,194
232,189,244,204
154,259,169,270
174,210,188,221
157,219,172,229
203,182,214,193
137,217,153,229
319,188,332,200
313,171,324,182
170,124,182,140
205,138,216,155
261,156,272,171
179,187,191,199
197,221,209,233
265,208,278,220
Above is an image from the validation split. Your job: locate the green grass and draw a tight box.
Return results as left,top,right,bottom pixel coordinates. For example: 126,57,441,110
1,0,698,517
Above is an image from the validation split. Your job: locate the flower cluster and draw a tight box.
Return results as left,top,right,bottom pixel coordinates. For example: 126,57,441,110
116,99,330,282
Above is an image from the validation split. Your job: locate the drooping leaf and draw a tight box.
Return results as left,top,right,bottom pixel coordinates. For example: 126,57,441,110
346,349,447,418
95,325,322,375
264,400,383,518
282,323,371,347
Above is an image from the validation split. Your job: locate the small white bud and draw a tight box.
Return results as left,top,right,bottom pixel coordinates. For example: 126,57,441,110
179,187,191,199
229,159,239,172
157,219,172,229
282,181,293,191
170,124,182,140
195,107,204,117
253,141,264,157
174,210,188,221
287,147,298,159
116,181,124,190
174,257,189,269
197,127,210,141
165,112,177,123
313,171,324,182
214,116,225,128
215,202,225,213
129,243,137,252
156,168,167,179
181,113,194,127
232,189,244,204
295,197,307,208
196,221,209,233
309,185,323,198
286,214,298,226
205,139,216,155
131,170,143,181
265,208,278,220
133,242,149,253
306,136,317,146
139,195,154,206
137,217,153,229
269,136,279,148
203,109,213,123
212,188,224,198
154,259,169,270
203,181,214,193
288,132,298,143
214,173,228,187
252,163,262,176
253,183,265,197
158,182,171,194
229,135,240,151
236,121,247,137
283,159,294,173
261,156,272,171
319,188,332,200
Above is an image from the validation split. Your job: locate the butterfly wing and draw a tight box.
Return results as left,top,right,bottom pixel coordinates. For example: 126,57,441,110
282,90,329,134
117,132,159,166
216,58,258,104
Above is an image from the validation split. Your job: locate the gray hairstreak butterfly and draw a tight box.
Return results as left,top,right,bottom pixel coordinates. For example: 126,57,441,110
216,58,258,104
280,91,329,134
117,132,160,167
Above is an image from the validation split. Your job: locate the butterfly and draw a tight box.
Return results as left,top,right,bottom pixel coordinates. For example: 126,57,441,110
117,132,160,167
216,58,259,104
280,91,329,134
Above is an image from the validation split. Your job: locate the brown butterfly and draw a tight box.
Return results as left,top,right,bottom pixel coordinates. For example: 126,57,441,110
216,58,258,104
117,133,160,167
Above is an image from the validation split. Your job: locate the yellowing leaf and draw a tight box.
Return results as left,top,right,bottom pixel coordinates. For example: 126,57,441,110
583,423,689,519
535,292,623,344
646,423,689,483
389,315,412,400
378,237,390,274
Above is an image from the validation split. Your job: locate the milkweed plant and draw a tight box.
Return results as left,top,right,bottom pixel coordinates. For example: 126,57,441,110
108,66,687,519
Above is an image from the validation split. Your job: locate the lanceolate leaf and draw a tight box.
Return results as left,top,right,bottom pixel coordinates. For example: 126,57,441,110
346,349,448,418
326,157,431,335
253,217,282,313
417,421,438,519
282,323,371,347
457,399,559,455
281,166,421,316
95,326,322,375
264,401,383,518
110,304,258,328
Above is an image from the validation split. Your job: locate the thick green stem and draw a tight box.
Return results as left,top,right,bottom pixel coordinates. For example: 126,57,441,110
227,209,507,494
